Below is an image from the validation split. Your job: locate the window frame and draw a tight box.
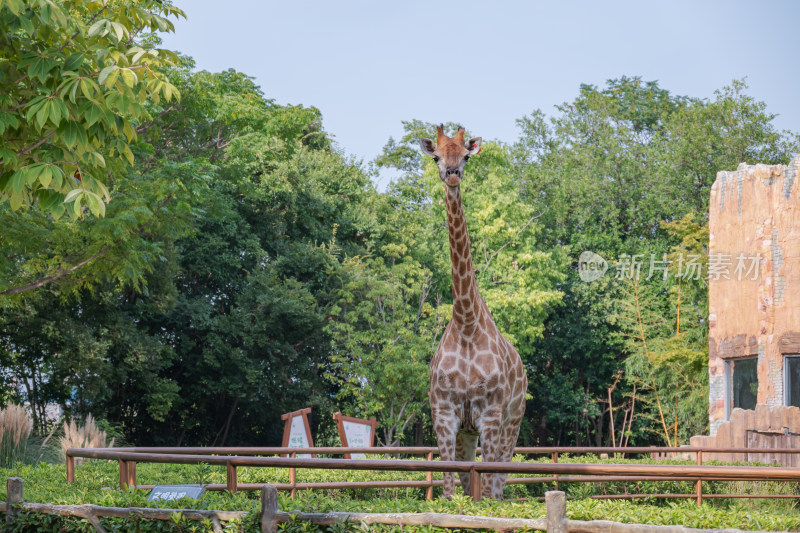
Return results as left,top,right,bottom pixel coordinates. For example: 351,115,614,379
784,354,800,408
724,355,759,420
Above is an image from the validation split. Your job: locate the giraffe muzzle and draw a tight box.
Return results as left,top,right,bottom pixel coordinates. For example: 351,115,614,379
444,167,462,186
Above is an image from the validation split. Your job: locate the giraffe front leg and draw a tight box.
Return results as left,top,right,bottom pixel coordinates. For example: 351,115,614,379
431,405,459,499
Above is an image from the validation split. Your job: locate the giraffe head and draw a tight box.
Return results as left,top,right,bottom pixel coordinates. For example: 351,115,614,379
420,125,482,188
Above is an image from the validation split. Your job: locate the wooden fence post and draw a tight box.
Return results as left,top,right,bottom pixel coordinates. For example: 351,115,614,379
119,460,128,491
289,452,296,499
226,462,237,493
469,467,482,502
66,454,75,483
127,461,137,489
425,451,434,500
260,484,278,533
696,450,703,506
551,451,559,490
545,490,566,533
6,477,23,525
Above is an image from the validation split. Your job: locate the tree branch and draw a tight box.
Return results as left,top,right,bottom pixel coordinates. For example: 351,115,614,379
1,195,173,296
16,131,57,156
135,104,178,133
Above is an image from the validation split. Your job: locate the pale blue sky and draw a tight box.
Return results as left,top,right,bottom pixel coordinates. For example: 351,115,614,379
160,1,799,188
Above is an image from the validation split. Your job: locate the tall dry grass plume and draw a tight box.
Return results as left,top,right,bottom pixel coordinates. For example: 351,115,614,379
60,414,115,465
0,402,33,467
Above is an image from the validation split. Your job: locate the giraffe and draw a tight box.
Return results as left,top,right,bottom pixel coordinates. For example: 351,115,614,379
420,125,528,500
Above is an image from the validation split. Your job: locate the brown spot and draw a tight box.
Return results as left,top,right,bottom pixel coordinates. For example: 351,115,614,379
473,330,487,346
459,275,470,295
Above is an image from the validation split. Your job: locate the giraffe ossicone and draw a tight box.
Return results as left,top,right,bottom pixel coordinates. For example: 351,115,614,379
420,125,528,500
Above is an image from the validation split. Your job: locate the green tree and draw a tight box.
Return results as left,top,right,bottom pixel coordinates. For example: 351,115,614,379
518,77,798,446
324,246,441,446
0,0,184,216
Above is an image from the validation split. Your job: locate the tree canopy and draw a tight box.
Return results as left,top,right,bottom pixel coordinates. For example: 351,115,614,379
2,11,798,450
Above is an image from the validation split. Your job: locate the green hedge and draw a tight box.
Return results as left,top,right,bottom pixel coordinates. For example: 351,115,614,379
1,456,799,532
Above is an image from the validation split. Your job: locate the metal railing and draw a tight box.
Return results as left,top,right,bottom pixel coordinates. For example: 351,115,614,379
65,446,800,504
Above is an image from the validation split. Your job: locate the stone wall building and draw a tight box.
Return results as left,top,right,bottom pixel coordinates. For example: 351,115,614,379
690,155,800,460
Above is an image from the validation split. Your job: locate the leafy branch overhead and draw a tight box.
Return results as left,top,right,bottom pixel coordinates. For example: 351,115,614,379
0,0,185,217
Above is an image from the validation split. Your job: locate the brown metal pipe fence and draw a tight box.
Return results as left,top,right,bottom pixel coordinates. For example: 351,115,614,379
65,446,800,504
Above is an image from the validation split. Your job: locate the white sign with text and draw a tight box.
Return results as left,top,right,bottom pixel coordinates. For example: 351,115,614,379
342,420,372,459
288,415,311,458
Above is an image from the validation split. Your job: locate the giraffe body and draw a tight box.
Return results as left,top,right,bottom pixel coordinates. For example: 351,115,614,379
420,126,528,500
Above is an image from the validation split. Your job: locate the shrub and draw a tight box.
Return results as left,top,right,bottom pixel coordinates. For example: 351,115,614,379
0,403,33,468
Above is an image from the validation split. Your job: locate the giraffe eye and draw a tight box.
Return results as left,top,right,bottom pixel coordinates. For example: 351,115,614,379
432,156,439,163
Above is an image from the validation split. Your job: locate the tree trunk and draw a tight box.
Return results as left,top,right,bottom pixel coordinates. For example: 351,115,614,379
220,397,239,447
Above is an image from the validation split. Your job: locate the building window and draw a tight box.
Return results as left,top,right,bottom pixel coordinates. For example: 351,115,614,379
785,355,800,408
724,356,758,419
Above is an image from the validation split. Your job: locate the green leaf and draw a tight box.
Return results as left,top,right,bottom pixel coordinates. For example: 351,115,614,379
8,168,28,193
80,78,100,101
39,165,52,188
120,69,137,88
35,100,51,129
85,190,100,216
131,48,147,64
8,191,23,211
98,65,117,86
51,201,65,219
27,56,58,83
63,52,84,71
104,69,120,90
35,188,60,211
81,100,101,126
110,21,126,42
25,95,47,122
87,19,106,37
60,121,79,149
64,188,83,203
2,0,23,16
0,147,17,167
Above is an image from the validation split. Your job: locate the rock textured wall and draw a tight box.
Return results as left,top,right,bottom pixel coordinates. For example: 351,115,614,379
707,155,800,435
691,404,800,464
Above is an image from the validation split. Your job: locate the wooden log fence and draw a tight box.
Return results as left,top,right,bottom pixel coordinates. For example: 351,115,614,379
64,446,800,506
1,479,778,533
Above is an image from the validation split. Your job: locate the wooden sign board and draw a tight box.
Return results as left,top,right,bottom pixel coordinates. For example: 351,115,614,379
148,485,205,502
333,412,377,459
281,407,314,458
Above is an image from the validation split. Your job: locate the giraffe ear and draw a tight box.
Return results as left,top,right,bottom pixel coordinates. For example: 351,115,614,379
466,137,482,155
419,138,436,157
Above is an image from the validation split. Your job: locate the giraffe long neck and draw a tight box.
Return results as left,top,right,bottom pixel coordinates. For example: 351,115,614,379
445,186,482,327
